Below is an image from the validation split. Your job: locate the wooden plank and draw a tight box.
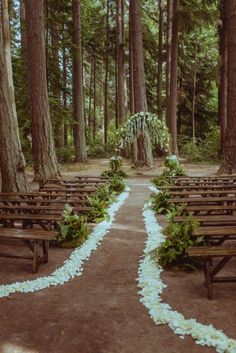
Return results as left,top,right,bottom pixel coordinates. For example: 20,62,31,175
0,228,57,240
193,226,236,236
188,246,236,257
174,215,236,224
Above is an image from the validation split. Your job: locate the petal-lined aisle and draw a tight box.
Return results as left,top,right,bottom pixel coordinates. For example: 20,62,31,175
0,179,217,353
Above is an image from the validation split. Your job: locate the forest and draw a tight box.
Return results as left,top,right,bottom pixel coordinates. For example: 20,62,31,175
0,0,234,191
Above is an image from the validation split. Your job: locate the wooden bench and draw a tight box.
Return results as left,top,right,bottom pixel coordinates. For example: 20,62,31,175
188,245,236,299
193,226,236,245
174,214,236,226
0,228,58,273
169,190,236,198
37,177,108,190
159,184,236,192
185,204,236,215
170,196,236,206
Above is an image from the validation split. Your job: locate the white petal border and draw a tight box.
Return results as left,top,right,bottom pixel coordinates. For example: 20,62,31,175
0,187,130,298
138,201,236,353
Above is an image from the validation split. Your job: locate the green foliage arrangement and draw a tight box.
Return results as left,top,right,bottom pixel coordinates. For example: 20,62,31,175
87,197,109,223
120,112,170,151
59,205,89,248
151,217,202,269
153,155,186,187
150,190,172,214
102,156,127,178
108,175,126,194
94,185,113,205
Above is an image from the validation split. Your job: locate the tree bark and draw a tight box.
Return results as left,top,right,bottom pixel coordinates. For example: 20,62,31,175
104,0,110,145
72,0,87,162
25,0,60,179
167,0,179,156
157,0,163,119
50,5,64,148
0,23,29,192
166,0,173,128
93,54,97,141
219,0,236,173
130,0,153,166
218,0,227,157
116,0,126,125
192,44,197,143
62,43,68,146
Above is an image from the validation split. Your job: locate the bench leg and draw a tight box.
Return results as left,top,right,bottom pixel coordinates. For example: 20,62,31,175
42,241,49,263
205,259,213,300
32,241,40,273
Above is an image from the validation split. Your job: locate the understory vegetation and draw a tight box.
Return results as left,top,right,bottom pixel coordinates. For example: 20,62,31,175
58,173,126,248
153,155,186,187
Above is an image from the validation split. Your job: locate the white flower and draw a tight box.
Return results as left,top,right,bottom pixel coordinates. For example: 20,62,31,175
138,195,236,353
0,187,131,298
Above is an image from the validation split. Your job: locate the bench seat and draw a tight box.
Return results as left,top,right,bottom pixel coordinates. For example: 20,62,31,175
0,228,58,273
188,245,236,299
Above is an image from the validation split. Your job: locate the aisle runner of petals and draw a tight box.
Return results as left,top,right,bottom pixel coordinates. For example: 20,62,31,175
138,199,236,353
0,187,130,298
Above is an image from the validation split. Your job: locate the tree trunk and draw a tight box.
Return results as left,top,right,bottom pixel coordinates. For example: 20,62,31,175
116,0,126,125
0,24,29,192
192,44,197,143
157,0,163,119
25,0,60,179
1,0,17,123
51,8,64,148
128,8,137,163
62,43,68,147
93,54,97,141
166,0,173,128
130,0,153,166
72,0,87,162
219,0,236,173
104,0,110,145
167,0,179,156
88,56,93,130
218,0,227,157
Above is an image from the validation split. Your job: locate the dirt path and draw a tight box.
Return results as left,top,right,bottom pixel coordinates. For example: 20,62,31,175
0,178,217,353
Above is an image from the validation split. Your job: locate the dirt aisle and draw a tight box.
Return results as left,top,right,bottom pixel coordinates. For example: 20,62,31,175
0,179,215,353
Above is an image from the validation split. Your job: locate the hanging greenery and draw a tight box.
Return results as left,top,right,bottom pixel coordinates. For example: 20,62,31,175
120,112,170,151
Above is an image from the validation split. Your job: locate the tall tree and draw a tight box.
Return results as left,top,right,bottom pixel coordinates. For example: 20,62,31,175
116,0,126,125
130,0,153,166
218,0,227,157
166,0,173,128
72,0,87,162
157,0,163,119
219,0,236,173
104,0,110,145
25,0,60,179
167,0,179,155
0,11,29,192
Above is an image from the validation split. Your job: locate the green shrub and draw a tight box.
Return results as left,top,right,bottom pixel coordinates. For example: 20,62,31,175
153,155,185,187
87,197,109,223
179,127,220,163
150,190,172,214
56,146,75,163
94,185,113,204
108,176,126,194
102,156,127,178
151,217,202,269
59,205,89,248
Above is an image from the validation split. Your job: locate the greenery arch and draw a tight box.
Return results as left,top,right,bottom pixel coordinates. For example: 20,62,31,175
119,112,170,166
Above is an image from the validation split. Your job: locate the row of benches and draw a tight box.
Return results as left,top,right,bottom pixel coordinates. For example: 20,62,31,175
158,175,236,299
0,176,109,273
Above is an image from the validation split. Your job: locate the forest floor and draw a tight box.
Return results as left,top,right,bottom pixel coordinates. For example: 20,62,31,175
0,159,235,353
